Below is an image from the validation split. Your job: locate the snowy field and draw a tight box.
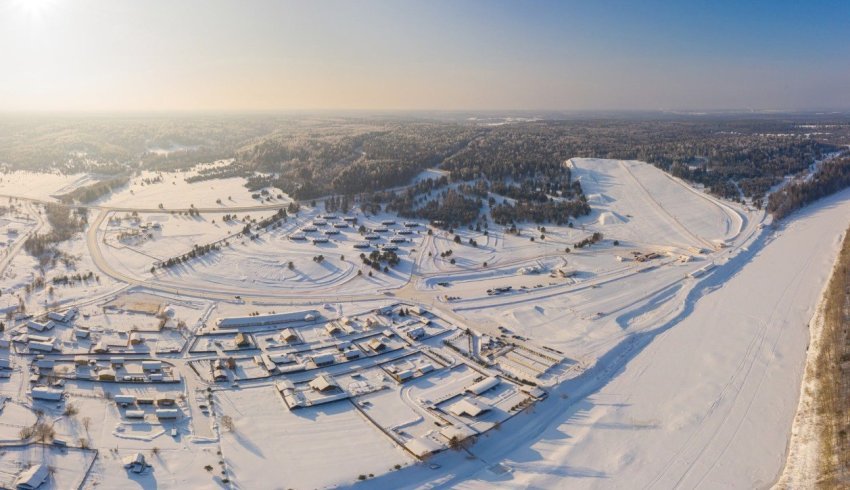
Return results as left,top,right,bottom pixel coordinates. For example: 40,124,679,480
570,158,744,249
0,162,288,209
97,165,291,210
216,386,411,488
352,185,850,490
97,206,428,298
0,158,847,489
0,170,93,201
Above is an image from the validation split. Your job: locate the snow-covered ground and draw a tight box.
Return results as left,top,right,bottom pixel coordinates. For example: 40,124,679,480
354,186,850,490
0,170,93,201
217,386,410,489
1,158,847,489
98,166,290,210
0,162,288,209
570,158,744,249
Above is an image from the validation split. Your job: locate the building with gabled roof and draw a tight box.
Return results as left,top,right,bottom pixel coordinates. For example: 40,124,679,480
466,376,500,396
309,374,338,392
14,464,48,489
448,397,491,418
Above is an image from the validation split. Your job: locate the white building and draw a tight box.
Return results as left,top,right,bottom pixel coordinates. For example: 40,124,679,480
26,320,55,332
310,353,335,366
31,386,63,401
448,397,491,418
47,307,77,323
309,374,338,392
14,464,48,489
217,310,320,329
155,408,179,419
466,376,501,396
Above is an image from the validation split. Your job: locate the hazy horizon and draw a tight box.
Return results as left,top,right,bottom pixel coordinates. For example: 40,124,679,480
2,0,849,112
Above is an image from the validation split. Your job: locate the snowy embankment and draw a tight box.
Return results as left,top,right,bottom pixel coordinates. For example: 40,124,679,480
774,287,830,488
359,188,850,489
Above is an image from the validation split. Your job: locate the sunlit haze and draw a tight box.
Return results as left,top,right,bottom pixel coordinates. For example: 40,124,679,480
1,0,848,112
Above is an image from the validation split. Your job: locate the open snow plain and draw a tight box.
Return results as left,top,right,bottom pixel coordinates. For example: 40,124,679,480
0,158,845,489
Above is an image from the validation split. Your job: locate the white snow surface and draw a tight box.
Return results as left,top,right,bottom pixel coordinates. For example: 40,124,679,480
2,158,849,489
354,188,850,489
571,158,743,248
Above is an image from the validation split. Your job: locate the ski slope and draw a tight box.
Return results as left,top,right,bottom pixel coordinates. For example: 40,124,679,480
571,158,744,249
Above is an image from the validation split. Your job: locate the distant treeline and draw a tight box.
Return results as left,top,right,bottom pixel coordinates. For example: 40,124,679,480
767,153,850,220
57,176,129,204
4,115,850,224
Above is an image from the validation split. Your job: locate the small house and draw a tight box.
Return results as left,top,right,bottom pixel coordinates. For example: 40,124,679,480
234,333,250,348
155,408,179,419
279,328,299,343
367,338,386,352
418,362,435,374
123,452,149,474
156,397,175,406
47,307,77,323
309,374,338,392
114,394,136,407
466,376,500,396
393,369,414,382
28,340,54,353
343,349,360,360
142,360,162,372
448,397,491,418
14,464,49,490
34,359,54,370
310,353,335,366
27,320,55,332
31,386,63,401
325,323,342,336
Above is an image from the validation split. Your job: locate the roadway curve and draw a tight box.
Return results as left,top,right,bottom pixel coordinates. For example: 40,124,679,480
85,208,389,304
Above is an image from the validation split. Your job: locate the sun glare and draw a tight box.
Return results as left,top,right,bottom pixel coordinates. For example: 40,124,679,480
13,0,58,20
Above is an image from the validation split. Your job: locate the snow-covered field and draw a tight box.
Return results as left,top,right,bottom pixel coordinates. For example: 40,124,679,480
0,158,847,489
98,168,290,210
217,386,410,489
0,170,93,201
571,158,744,248
0,162,288,209
354,185,850,490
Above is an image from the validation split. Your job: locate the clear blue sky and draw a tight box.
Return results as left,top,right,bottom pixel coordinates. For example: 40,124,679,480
1,0,847,111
